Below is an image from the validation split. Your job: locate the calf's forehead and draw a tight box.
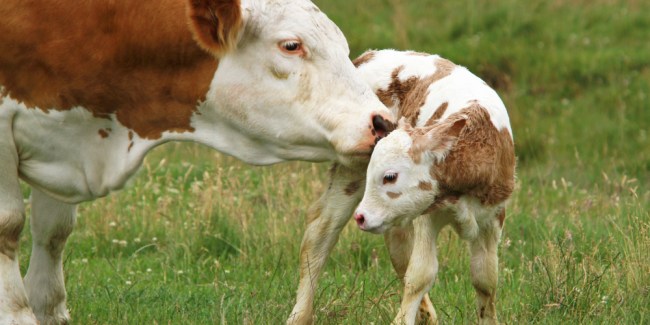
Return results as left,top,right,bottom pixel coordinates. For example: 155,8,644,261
370,131,413,167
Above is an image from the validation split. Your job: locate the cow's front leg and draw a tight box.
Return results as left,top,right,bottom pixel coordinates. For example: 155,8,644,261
287,164,364,325
0,114,38,324
23,189,76,325
391,215,438,325
385,223,437,325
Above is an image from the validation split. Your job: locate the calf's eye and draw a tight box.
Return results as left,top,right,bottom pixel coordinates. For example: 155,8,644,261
383,172,398,185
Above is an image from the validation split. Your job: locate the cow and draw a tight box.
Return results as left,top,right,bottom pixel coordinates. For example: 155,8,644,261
351,49,516,325
0,0,395,323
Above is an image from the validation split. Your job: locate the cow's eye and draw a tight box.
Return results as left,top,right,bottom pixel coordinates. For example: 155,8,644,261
383,172,398,185
279,40,302,54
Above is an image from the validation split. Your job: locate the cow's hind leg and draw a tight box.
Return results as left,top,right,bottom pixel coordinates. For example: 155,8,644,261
468,209,503,325
288,164,364,325
24,189,76,325
0,109,38,324
385,223,437,325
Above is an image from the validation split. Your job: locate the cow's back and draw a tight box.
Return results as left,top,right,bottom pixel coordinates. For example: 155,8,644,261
0,0,217,139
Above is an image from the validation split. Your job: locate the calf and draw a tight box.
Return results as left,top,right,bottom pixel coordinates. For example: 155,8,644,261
0,1,394,324
354,50,515,325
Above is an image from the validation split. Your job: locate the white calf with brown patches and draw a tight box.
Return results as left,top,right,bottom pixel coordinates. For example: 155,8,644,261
353,50,515,325
0,1,394,324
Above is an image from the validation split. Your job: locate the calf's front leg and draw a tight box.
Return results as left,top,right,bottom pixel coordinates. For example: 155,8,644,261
385,223,437,325
287,164,364,325
392,216,438,325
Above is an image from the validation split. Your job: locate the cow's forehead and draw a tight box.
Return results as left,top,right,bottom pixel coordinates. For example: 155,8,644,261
248,0,349,55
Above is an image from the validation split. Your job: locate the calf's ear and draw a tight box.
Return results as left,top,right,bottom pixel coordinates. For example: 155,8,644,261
187,0,243,57
410,117,466,162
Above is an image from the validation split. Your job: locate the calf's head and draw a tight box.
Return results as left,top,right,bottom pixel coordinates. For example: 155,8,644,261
354,117,466,233
187,0,393,165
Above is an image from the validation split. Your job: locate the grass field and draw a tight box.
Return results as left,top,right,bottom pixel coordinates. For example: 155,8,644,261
17,0,649,323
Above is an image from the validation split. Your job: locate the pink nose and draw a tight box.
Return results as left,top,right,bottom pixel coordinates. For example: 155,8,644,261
354,213,365,227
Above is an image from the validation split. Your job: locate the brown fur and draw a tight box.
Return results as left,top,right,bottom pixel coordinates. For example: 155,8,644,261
344,180,361,196
387,191,402,199
98,129,109,138
424,194,459,213
352,51,376,68
0,0,228,139
430,104,515,206
376,59,456,126
425,102,448,126
418,181,433,191
497,207,506,227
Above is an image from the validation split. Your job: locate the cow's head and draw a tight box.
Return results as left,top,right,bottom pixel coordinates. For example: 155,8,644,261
186,0,394,166
354,117,466,233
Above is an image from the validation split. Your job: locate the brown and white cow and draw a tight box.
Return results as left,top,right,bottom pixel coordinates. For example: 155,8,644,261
352,49,515,324
0,1,394,323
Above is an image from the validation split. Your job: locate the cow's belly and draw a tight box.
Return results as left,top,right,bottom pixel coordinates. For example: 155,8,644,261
10,102,150,204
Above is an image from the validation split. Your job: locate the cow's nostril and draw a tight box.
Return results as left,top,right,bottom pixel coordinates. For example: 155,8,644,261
372,114,395,139
354,213,365,226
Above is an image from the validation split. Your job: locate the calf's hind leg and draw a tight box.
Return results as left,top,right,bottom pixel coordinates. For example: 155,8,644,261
24,189,76,325
468,209,504,325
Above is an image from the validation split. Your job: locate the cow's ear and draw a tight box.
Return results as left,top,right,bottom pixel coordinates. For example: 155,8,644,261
187,0,243,57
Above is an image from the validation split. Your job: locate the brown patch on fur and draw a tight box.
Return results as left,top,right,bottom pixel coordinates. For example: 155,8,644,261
386,191,402,199
127,142,134,152
497,207,506,227
425,102,448,126
0,211,25,260
418,181,433,191
424,194,459,213
0,0,220,139
344,180,361,196
98,129,110,138
352,51,376,67
430,105,515,206
375,58,456,126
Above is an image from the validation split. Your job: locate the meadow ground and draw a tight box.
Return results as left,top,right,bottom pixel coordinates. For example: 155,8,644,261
17,0,649,323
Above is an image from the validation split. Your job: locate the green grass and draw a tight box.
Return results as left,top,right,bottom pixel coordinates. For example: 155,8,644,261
18,0,650,323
